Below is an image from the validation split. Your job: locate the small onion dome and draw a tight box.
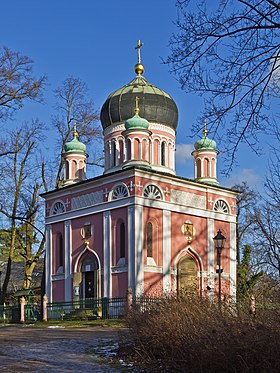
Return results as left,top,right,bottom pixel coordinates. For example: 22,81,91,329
64,127,86,153
125,112,149,130
101,76,178,130
194,135,217,151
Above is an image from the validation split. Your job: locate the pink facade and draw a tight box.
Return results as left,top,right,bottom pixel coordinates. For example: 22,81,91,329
42,54,238,304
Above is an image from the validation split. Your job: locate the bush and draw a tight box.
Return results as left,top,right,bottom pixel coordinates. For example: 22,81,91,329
123,296,280,372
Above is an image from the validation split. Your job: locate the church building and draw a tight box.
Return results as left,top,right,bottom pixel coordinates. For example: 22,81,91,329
42,42,237,303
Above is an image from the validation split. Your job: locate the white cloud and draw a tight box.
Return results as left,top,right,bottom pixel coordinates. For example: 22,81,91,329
175,143,193,165
222,168,262,188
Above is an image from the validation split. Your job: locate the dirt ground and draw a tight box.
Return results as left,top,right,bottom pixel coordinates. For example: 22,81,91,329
0,325,124,372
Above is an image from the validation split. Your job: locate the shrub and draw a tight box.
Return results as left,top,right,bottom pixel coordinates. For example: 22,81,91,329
124,295,280,372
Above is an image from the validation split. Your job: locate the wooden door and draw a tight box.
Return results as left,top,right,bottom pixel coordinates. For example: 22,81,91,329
178,255,198,295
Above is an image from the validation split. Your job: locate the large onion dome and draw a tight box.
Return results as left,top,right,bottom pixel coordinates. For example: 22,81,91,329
100,75,178,130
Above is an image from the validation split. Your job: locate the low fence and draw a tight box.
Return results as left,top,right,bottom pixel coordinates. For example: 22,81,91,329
0,304,19,323
0,295,163,323
47,297,127,321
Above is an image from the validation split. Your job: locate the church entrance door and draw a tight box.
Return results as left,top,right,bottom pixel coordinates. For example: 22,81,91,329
81,253,99,300
178,255,198,295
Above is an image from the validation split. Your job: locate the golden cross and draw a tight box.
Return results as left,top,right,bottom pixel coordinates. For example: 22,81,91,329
135,96,140,114
203,118,208,137
73,123,79,139
135,39,144,64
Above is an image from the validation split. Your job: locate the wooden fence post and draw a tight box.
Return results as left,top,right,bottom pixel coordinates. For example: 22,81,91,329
20,297,26,323
42,294,48,322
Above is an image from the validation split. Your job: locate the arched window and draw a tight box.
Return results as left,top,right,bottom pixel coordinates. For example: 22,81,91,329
58,233,63,268
51,201,66,215
214,199,229,213
126,138,131,161
133,138,140,159
196,158,202,178
65,161,70,180
147,222,153,258
112,141,116,167
120,222,125,258
110,183,129,200
203,158,210,177
161,142,166,166
119,139,124,163
143,184,163,200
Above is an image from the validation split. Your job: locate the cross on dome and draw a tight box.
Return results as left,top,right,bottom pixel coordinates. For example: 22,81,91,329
203,119,208,137
134,39,145,75
135,39,144,64
135,96,140,115
73,123,79,139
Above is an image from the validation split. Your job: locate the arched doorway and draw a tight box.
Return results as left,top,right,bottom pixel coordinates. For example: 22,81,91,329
177,255,198,295
81,252,99,299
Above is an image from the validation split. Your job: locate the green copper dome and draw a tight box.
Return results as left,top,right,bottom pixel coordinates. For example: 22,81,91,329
194,135,217,150
125,112,149,130
101,76,178,130
64,136,86,153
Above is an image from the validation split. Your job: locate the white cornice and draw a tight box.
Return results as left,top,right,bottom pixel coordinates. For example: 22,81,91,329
45,195,236,225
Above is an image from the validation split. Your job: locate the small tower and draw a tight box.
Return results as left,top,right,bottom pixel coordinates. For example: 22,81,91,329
192,120,219,185
122,96,152,169
62,125,88,187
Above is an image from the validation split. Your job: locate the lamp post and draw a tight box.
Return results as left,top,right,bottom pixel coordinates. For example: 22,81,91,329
213,229,226,304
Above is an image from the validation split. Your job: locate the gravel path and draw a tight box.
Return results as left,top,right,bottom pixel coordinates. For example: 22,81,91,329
0,326,124,372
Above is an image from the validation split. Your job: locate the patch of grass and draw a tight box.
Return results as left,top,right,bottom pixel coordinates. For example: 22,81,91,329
22,318,125,329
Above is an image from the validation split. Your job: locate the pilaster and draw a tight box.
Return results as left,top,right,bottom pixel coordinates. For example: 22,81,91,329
45,225,52,303
162,210,171,293
64,220,72,301
103,211,112,297
229,222,237,300
207,218,215,300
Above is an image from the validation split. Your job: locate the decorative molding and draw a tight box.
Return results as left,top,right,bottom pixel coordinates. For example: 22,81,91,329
144,265,163,273
111,266,128,274
170,190,206,209
104,123,125,136
149,123,176,136
103,122,175,137
72,191,103,210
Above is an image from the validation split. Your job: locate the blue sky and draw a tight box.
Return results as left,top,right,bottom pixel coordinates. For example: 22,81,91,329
1,0,268,189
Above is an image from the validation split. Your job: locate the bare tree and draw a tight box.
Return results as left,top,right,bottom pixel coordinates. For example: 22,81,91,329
0,47,46,123
52,77,103,187
0,121,46,303
252,155,280,278
232,182,258,266
166,0,280,170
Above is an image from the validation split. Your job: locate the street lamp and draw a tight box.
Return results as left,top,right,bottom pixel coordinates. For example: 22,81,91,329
213,229,226,304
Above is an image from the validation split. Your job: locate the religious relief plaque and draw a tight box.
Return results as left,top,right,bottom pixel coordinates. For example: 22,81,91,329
183,222,194,244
